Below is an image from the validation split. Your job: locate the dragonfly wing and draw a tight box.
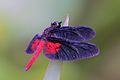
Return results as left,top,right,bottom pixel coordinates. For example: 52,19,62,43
48,26,96,42
25,34,41,54
44,37,99,61
48,26,84,42
74,26,96,40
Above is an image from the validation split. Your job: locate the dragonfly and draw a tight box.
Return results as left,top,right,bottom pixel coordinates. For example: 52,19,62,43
25,21,99,71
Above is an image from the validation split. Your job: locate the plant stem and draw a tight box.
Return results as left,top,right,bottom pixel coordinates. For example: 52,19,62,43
43,61,63,80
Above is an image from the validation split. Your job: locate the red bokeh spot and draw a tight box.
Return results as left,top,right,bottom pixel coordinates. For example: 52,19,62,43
46,42,61,54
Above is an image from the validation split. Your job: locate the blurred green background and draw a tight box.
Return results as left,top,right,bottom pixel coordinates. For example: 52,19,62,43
0,0,120,80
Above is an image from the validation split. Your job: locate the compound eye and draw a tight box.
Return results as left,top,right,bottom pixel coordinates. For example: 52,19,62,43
51,21,62,28
51,22,58,26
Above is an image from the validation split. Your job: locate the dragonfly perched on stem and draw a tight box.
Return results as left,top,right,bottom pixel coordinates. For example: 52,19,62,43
25,16,99,80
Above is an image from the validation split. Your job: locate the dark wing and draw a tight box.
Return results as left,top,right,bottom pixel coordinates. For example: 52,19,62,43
74,26,96,40
25,34,41,54
48,26,96,42
44,37,99,61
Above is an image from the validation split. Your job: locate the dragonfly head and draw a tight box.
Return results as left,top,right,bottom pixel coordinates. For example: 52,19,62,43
51,21,62,28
